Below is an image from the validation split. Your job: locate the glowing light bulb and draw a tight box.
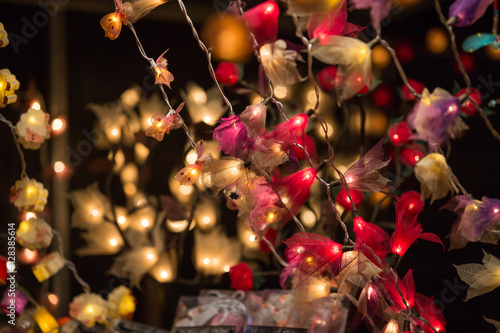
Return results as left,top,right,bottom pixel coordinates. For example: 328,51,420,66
494,208,499,213
160,270,168,279
202,216,210,224
141,219,150,228
267,212,275,222
367,285,374,300
146,253,155,261
265,4,274,13
306,256,313,263
47,293,58,305
84,305,94,314
223,265,230,272
52,118,64,132
248,234,257,242
203,258,210,265
186,151,198,164
117,216,126,224
53,161,65,174
111,128,119,136
90,209,99,217
31,101,41,110
109,238,118,246
26,212,37,220
24,248,37,262
178,185,193,195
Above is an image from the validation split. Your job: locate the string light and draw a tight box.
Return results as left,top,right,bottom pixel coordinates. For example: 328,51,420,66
53,161,66,174
2,0,494,329
51,117,66,134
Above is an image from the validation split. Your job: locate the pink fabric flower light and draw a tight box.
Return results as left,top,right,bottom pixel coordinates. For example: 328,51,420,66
213,103,267,160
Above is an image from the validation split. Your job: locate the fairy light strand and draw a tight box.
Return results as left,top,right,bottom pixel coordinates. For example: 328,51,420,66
53,230,92,294
433,0,472,100
282,0,321,113
125,21,198,150
235,0,275,102
0,114,28,178
176,0,235,115
379,38,421,100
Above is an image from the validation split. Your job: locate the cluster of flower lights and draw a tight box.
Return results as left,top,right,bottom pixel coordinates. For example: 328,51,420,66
1,0,500,331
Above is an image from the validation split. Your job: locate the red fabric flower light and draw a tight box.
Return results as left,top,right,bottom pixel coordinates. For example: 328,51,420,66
308,0,363,43
414,293,447,333
398,191,424,216
292,133,318,162
229,263,254,291
242,1,279,46
388,121,412,146
0,256,7,285
455,87,481,116
259,227,279,253
402,79,425,101
400,143,426,167
252,114,310,170
336,188,364,211
215,62,241,86
280,232,343,288
390,196,443,256
394,42,414,63
271,168,317,223
318,66,339,92
353,216,391,261
372,84,394,107
380,270,416,311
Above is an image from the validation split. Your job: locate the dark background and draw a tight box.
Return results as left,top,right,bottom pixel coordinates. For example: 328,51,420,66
1,0,500,332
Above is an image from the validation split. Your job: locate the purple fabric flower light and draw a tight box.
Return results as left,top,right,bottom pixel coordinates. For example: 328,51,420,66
442,195,500,249
351,0,392,29
449,0,494,27
407,88,461,149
